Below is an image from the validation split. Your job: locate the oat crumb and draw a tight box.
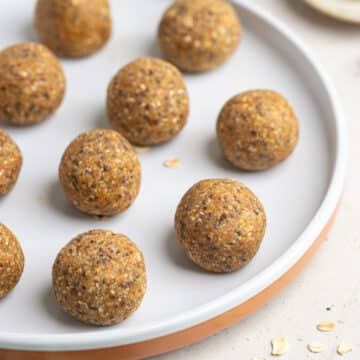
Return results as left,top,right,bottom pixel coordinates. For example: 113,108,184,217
133,145,149,153
271,337,289,356
163,158,181,168
337,342,352,356
316,321,336,332
308,342,324,353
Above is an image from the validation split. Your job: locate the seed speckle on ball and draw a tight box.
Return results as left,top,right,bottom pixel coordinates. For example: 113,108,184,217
158,0,242,72
59,129,141,217
35,0,112,58
0,129,22,196
175,179,266,272
0,43,65,125
107,57,189,146
0,224,24,298
217,90,299,171
52,230,146,326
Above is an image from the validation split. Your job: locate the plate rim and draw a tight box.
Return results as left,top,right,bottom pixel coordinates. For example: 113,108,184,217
0,207,340,359
0,0,347,351
304,0,360,24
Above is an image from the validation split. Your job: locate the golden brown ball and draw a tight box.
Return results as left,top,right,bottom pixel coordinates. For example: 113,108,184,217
158,0,242,72
0,129,22,196
0,42,65,125
107,57,189,146
175,179,266,273
34,0,112,58
0,224,25,298
216,90,299,171
59,129,141,217
52,229,146,326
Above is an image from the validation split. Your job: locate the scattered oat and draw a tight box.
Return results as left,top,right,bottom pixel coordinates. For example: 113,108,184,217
163,158,181,168
271,337,289,356
316,321,336,332
133,145,149,153
308,342,324,353
337,342,352,356
252,357,264,360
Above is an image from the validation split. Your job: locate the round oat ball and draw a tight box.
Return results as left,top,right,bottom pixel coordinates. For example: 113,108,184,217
0,42,65,126
158,0,242,72
216,90,299,171
0,129,22,196
59,129,141,217
107,57,189,146
175,179,266,273
0,224,24,298
52,230,146,326
34,0,112,58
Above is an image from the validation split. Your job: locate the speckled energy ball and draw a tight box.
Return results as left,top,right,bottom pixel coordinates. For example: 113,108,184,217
52,230,146,326
107,57,189,146
175,179,266,273
0,224,24,298
59,129,141,217
0,42,65,126
217,90,299,171
34,0,112,58
0,129,22,196
158,0,242,72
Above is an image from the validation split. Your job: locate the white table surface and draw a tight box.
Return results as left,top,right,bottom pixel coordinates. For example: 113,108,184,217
156,1,359,359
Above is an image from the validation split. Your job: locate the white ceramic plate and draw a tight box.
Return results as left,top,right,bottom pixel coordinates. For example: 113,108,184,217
0,0,346,352
304,0,360,24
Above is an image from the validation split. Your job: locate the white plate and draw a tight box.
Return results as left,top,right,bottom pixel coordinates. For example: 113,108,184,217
304,0,360,24
0,0,346,352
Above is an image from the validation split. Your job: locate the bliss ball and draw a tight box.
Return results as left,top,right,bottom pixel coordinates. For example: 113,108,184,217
52,230,146,326
59,129,141,217
34,0,112,58
107,57,189,146
175,179,266,273
217,90,299,171
158,0,242,72
0,224,24,298
0,43,65,125
0,129,22,196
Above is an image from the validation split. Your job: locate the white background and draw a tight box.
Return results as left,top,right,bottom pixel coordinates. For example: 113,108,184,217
157,1,360,359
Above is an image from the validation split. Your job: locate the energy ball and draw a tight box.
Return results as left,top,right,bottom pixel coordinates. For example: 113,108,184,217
0,42,65,126
59,129,141,217
0,224,24,298
0,129,22,196
217,90,299,171
35,0,112,58
52,230,146,326
107,57,189,146
175,179,266,273
158,0,242,72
